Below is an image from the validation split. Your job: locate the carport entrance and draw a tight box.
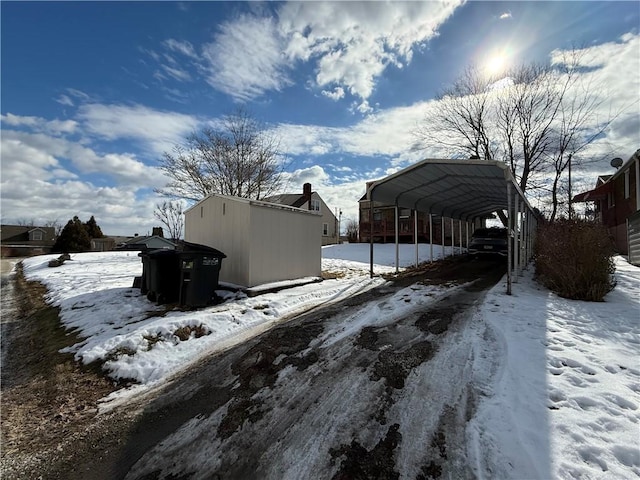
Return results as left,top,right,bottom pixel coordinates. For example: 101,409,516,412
366,159,537,294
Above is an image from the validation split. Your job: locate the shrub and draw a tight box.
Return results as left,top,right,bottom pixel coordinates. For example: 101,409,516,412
534,219,616,301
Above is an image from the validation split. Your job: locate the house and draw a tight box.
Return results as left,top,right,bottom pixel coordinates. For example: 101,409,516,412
573,149,640,265
0,225,57,257
116,234,176,251
263,183,339,246
184,193,322,288
358,182,485,244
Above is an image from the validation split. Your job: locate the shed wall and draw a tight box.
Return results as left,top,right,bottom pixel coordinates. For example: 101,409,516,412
248,203,322,286
185,196,251,287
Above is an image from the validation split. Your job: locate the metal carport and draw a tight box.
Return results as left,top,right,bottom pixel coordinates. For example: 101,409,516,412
366,158,538,294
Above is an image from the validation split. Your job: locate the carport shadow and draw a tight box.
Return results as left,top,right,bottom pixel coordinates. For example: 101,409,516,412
468,267,552,479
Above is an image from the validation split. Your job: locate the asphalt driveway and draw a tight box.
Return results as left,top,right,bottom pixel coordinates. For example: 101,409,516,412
79,256,507,480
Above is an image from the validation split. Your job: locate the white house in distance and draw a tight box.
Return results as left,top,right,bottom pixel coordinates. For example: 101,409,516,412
264,183,339,246
184,194,322,288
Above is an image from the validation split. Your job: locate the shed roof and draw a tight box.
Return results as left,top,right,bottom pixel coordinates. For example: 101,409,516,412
366,158,532,220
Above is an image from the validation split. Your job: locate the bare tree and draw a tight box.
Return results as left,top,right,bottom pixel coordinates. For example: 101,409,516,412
157,108,284,201
44,219,64,237
414,51,615,213
16,218,36,227
345,217,359,243
154,201,184,241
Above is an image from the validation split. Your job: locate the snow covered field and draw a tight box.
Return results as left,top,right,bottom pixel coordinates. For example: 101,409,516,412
20,245,640,479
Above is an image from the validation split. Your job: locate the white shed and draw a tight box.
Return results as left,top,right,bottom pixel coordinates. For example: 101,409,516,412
184,194,322,288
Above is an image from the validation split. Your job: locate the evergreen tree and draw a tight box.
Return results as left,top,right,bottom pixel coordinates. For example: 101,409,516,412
84,215,104,238
53,216,92,253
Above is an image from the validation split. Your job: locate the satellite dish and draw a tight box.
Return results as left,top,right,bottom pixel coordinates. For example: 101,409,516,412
610,157,623,169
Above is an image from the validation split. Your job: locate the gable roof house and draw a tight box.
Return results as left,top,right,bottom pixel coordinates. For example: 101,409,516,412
573,149,640,266
115,234,177,251
263,183,339,246
0,225,57,257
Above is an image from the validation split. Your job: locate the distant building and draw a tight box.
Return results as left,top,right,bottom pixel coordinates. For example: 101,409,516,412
0,225,57,257
264,183,339,246
116,234,176,251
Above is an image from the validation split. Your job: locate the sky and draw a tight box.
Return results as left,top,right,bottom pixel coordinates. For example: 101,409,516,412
1,1,639,235
14,246,640,478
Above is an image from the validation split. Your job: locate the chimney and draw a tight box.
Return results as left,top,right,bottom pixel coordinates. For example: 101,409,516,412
303,183,312,209
152,227,164,238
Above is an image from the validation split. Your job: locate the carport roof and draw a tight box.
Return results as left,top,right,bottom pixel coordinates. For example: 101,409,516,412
367,158,532,221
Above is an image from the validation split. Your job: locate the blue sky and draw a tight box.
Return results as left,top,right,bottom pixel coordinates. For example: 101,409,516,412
1,1,639,235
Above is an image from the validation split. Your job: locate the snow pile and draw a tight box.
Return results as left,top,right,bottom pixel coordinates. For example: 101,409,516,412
22,245,441,386
469,256,640,479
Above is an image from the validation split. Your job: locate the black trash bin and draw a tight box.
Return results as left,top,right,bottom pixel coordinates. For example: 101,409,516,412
178,242,226,308
145,249,181,304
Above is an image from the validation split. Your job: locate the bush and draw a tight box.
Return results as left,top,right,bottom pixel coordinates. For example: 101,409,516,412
534,219,616,301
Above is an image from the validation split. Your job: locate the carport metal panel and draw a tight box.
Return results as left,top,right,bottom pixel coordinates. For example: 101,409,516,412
366,158,536,294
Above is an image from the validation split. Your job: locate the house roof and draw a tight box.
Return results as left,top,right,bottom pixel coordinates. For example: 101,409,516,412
123,235,176,246
0,225,56,243
573,149,639,203
262,193,308,208
366,158,533,221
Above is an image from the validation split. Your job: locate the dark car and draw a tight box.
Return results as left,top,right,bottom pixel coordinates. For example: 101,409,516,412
468,227,508,256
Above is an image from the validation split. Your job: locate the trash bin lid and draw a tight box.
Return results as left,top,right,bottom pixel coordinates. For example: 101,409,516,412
180,241,226,258
147,248,180,258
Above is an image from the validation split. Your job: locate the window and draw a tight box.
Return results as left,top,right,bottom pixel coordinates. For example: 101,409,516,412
608,191,615,208
373,210,382,221
311,199,321,212
31,230,43,241
624,170,630,199
399,209,410,219
323,223,328,236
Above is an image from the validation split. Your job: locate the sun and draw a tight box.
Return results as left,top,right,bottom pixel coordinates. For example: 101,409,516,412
485,53,507,77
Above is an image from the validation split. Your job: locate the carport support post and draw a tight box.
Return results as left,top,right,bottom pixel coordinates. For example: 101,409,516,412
514,197,520,283
441,216,445,259
507,183,513,295
451,218,455,256
370,203,374,278
395,204,399,274
458,221,462,254
465,222,469,252
519,198,526,271
414,210,419,268
429,214,434,262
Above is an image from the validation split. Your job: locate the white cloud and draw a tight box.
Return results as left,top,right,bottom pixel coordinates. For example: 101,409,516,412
0,129,169,235
549,33,640,161
1,113,77,136
76,103,200,156
1,129,167,188
196,2,462,104
500,12,512,19
202,14,291,101
278,1,464,102
163,39,198,59
56,94,74,107
161,64,192,82
322,87,345,101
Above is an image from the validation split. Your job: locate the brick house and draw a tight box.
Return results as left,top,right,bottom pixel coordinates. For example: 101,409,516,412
573,149,640,265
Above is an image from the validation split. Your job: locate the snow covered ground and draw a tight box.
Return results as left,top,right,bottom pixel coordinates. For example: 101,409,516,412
20,244,640,479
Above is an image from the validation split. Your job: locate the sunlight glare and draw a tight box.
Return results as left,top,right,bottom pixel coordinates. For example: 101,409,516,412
485,53,507,76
